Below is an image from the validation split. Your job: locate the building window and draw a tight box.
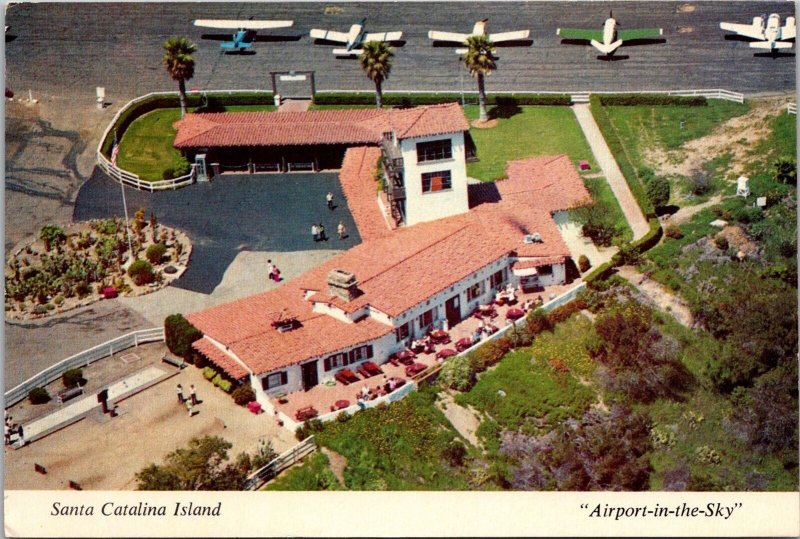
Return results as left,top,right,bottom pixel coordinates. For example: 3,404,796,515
538,265,553,276
416,139,452,163
490,270,504,290
466,281,484,302
323,353,346,372
418,308,435,330
421,170,452,193
262,371,288,390
395,321,411,343
348,345,374,364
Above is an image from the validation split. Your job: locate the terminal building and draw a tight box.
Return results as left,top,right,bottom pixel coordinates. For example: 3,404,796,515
178,104,592,408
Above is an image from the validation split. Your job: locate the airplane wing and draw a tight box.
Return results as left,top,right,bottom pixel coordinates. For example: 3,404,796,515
310,28,350,42
781,17,796,40
618,27,663,41
720,21,765,40
488,30,530,42
194,19,293,30
556,28,603,41
428,30,470,43
364,31,403,42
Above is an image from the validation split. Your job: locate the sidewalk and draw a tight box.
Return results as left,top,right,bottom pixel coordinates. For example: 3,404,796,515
572,104,650,240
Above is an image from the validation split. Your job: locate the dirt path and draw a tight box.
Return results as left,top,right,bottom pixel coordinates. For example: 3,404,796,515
644,97,790,179
617,266,694,327
666,194,725,225
436,392,481,448
321,447,348,488
572,104,650,240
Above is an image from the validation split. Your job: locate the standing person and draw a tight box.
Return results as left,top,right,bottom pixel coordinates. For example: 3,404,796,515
318,223,326,241
177,384,184,404
266,260,275,282
16,424,24,446
186,398,194,416
4,423,10,446
312,224,319,242
337,221,346,240
190,384,198,406
326,191,334,210
271,264,281,282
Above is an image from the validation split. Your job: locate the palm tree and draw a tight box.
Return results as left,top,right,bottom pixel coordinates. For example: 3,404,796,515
162,37,197,118
461,35,496,122
359,41,394,109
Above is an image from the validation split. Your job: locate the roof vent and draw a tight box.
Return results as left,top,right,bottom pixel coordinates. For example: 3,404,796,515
523,233,542,244
327,269,360,302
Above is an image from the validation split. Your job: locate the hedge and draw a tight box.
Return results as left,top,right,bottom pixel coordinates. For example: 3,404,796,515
583,217,662,284
164,313,203,359
100,91,274,156
597,94,707,107
313,92,572,107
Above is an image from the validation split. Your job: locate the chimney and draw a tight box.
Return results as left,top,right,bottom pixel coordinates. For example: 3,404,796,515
327,269,360,301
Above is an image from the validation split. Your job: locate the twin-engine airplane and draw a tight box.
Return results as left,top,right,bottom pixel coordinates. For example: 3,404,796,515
428,19,530,54
310,19,403,56
193,19,294,51
557,11,663,56
720,13,795,50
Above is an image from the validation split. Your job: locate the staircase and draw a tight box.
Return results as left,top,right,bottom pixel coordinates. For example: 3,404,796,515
571,92,591,104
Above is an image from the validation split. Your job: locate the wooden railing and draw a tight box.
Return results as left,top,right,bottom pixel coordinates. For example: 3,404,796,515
788,103,796,115
244,436,317,490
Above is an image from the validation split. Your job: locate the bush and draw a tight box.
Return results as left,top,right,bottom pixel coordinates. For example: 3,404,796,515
202,367,217,380
127,259,155,286
646,176,671,210
713,235,729,251
439,355,475,392
598,94,707,106
578,255,591,273
62,368,85,388
664,225,684,239
547,301,584,325
218,379,232,393
164,314,203,359
442,438,468,467
53,294,65,305
145,243,167,264
212,374,222,387
232,385,255,406
469,337,512,373
45,303,55,311
28,387,50,404
336,411,351,423
295,418,325,441
33,304,47,315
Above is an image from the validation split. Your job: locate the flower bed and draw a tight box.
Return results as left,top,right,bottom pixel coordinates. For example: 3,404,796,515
5,215,191,320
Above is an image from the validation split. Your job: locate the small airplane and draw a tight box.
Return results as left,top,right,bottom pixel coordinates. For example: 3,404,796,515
557,11,663,56
194,19,294,52
428,19,530,54
310,19,403,56
720,14,795,50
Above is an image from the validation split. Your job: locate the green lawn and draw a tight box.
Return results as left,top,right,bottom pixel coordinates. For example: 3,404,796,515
464,105,597,181
117,105,277,181
580,175,633,243
457,315,597,435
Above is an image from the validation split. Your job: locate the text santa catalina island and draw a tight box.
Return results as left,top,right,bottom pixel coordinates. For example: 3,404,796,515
51,501,222,517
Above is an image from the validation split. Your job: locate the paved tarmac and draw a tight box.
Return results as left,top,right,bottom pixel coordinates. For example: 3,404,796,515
5,2,795,105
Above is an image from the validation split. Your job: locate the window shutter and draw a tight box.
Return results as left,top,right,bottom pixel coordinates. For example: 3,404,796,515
367,345,373,358
324,357,331,371
280,371,288,385
261,377,269,391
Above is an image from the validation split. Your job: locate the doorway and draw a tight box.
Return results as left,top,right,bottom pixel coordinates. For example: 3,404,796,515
301,360,319,391
445,294,462,328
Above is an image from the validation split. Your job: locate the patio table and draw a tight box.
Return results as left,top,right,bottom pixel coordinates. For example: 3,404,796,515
334,399,350,410
436,348,457,360
405,363,427,377
506,308,525,321
455,338,473,352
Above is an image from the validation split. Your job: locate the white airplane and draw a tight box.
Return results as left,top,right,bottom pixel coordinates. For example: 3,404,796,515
720,13,795,50
194,19,294,51
310,19,402,56
428,19,530,54
557,12,663,56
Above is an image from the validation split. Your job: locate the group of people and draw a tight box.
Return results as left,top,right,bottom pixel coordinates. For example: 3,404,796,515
176,383,200,416
266,260,281,283
410,336,435,355
312,192,348,243
4,410,23,447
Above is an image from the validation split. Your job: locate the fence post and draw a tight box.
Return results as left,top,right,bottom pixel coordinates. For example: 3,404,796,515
134,332,139,347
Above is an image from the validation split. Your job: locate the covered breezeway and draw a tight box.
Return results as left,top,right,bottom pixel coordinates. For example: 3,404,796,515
197,143,355,175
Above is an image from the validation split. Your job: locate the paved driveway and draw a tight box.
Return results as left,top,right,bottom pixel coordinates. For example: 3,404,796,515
73,171,362,294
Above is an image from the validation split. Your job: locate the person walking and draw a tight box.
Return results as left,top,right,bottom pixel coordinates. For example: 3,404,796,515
312,224,319,242
271,264,281,282
177,384,184,404
337,221,346,240
326,191,334,210
190,384,198,406
4,423,10,446
16,424,24,446
318,223,326,241
267,260,275,282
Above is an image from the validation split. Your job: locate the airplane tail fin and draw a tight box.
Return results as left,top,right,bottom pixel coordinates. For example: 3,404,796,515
750,40,793,49
333,48,361,56
591,39,622,55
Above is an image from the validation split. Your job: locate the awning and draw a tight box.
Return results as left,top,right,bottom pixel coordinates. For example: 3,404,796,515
512,266,539,277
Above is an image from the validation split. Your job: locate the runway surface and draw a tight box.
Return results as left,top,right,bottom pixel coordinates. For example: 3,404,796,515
5,2,796,103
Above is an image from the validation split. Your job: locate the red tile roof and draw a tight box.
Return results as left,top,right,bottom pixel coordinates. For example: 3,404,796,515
337,147,393,241
174,104,469,149
187,154,591,376
192,337,250,380
512,257,567,270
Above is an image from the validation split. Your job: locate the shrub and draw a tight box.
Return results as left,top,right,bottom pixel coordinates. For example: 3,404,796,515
442,438,468,467
218,379,232,393
39,224,66,252
469,337,512,373
127,259,155,286
713,235,729,251
45,303,55,311
598,94,707,106
578,255,591,273
203,367,217,380
212,374,222,387
62,368,85,388
646,176,671,210
336,411,351,423
439,355,475,391
53,295,65,305
164,314,203,359
28,387,50,404
295,418,325,441
33,304,47,315
547,301,583,325
664,225,684,239
192,349,209,369
232,385,254,406
145,243,167,264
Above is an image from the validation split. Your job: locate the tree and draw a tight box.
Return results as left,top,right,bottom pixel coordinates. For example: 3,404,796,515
774,157,797,185
646,176,670,210
162,37,197,118
164,313,203,359
461,35,496,122
39,225,66,252
359,41,394,109
501,405,653,490
136,436,247,490
573,204,617,246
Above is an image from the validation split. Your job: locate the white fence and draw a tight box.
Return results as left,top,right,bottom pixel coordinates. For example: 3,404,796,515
319,88,746,104
788,103,796,115
244,435,317,490
4,328,165,406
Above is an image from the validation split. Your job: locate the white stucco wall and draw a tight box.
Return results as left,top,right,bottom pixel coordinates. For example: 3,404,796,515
400,132,469,226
